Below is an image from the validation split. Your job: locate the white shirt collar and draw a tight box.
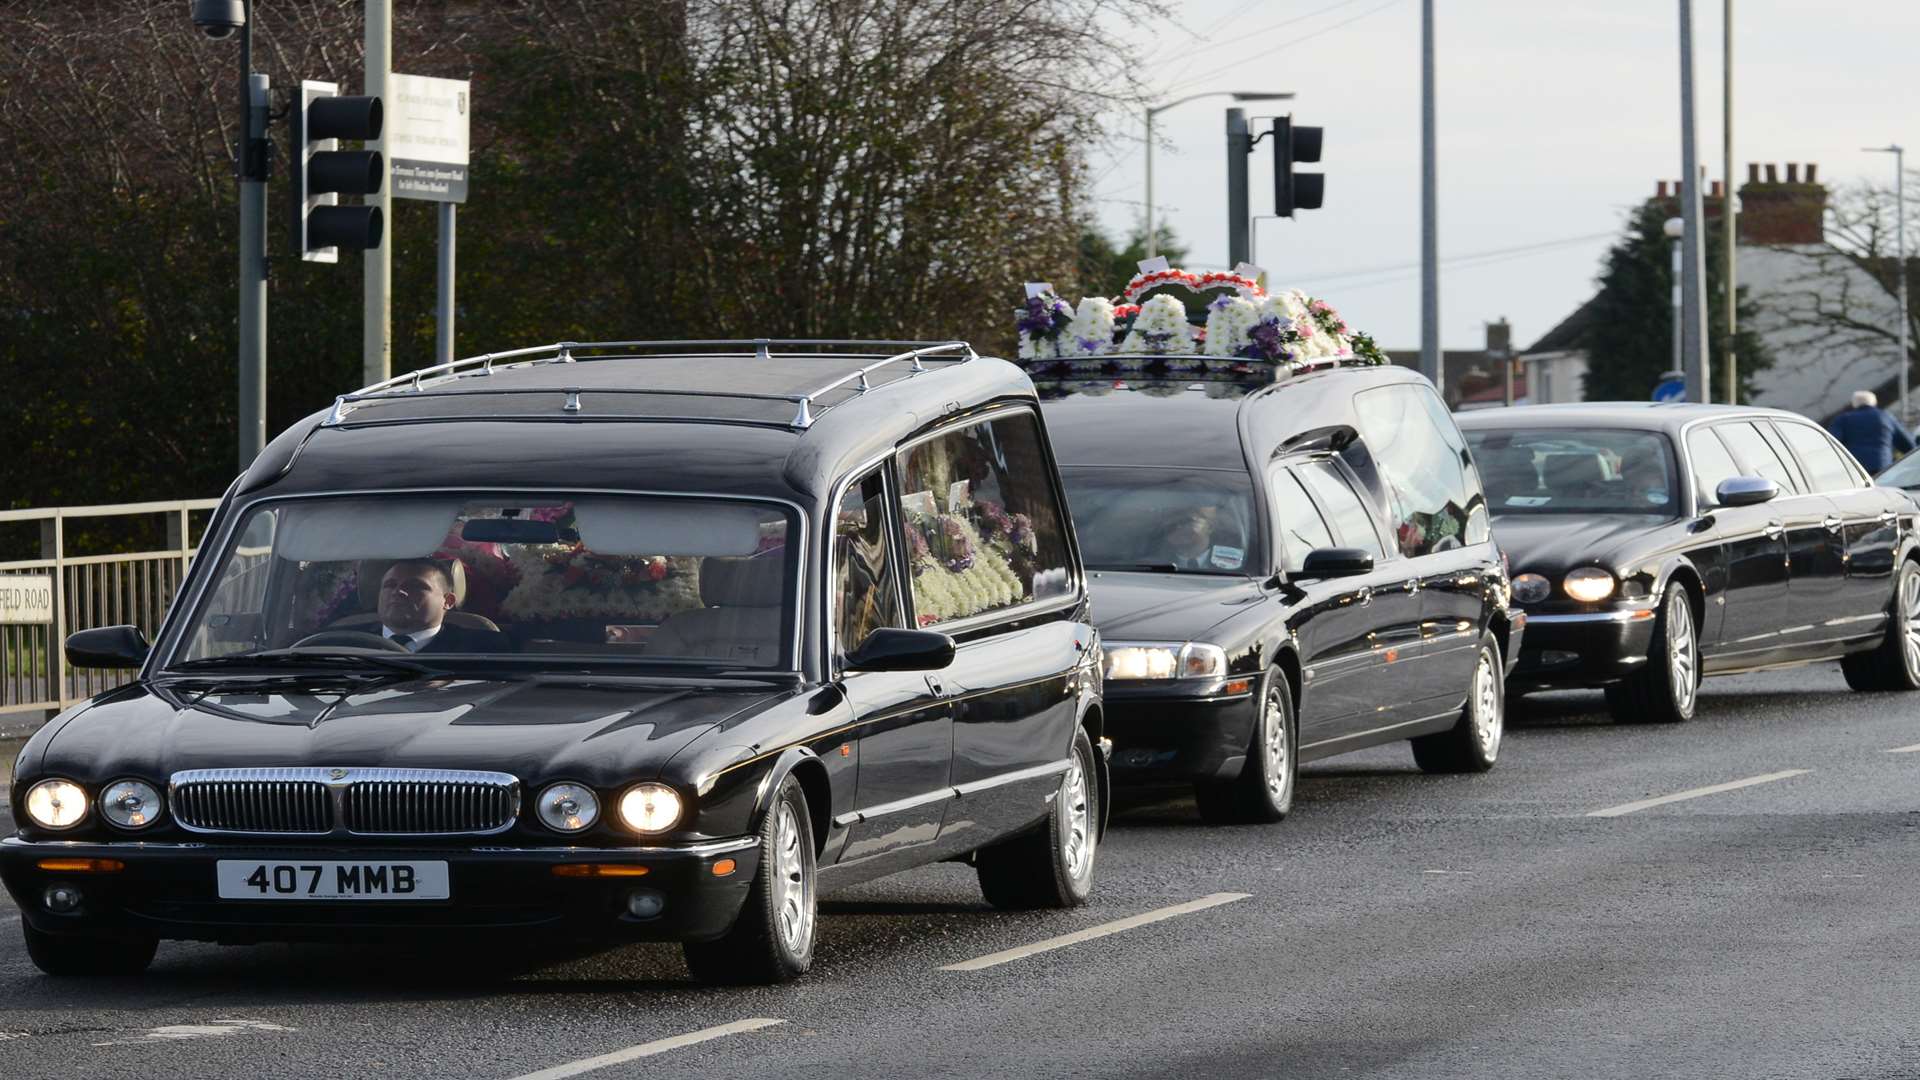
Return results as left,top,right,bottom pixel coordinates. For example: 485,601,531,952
381,624,442,652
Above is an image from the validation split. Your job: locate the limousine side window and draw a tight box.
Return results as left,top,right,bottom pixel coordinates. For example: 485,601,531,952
1296,460,1385,559
897,412,1073,626
1714,422,1801,493
1775,421,1867,492
1686,428,1742,508
1352,384,1478,558
834,467,902,656
1270,468,1337,574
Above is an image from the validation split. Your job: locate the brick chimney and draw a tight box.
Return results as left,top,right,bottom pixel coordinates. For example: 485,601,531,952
1739,161,1826,245
1485,318,1512,357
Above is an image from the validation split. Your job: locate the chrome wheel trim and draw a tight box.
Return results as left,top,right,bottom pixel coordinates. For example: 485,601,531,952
1262,685,1291,803
1472,646,1501,759
771,801,814,956
1901,567,1920,677
1668,592,1697,713
1060,752,1093,882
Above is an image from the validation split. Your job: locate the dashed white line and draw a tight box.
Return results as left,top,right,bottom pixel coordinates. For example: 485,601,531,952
1586,769,1810,818
506,1018,785,1080
940,892,1251,972
1884,742,1920,754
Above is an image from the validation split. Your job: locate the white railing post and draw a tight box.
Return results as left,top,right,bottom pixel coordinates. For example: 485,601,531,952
42,512,67,710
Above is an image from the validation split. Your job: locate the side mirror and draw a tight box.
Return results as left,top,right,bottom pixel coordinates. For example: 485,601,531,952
66,625,152,669
845,627,955,673
1300,547,1375,579
1715,476,1779,507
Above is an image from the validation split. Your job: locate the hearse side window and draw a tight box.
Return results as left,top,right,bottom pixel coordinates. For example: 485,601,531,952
1296,460,1384,559
834,467,902,656
897,412,1072,626
1714,422,1801,493
1270,469,1336,574
190,510,279,658
1686,428,1742,508
1775,421,1867,492
1352,385,1476,557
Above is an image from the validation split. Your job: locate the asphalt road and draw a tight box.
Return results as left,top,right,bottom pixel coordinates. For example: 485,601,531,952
2,666,1918,1080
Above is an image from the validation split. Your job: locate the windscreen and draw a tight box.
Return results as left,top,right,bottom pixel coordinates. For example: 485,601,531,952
1464,427,1679,517
174,494,796,669
1059,466,1262,574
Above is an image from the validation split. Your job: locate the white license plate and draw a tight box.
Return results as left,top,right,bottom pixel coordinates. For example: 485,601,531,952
216,860,450,901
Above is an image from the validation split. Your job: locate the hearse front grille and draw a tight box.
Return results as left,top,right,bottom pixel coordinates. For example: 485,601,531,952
168,768,521,837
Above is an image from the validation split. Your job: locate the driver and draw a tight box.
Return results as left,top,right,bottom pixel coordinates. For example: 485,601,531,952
1164,507,1231,571
377,559,507,653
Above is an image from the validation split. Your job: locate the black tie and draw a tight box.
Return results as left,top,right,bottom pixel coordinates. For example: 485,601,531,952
390,633,413,650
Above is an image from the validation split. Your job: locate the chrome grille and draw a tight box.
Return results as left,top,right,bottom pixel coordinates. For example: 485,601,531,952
168,768,520,836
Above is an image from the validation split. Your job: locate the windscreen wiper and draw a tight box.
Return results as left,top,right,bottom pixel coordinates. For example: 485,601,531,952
1098,562,1182,573
169,648,435,677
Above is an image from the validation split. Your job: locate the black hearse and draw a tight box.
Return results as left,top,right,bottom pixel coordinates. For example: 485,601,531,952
1458,403,1920,723
1035,361,1519,824
5,340,1105,985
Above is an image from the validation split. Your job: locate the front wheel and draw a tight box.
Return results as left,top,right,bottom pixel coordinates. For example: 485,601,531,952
1411,633,1503,774
1606,586,1698,724
1841,559,1920,692
22,923,157,977
682,775,816,985
1195,670,1296,824
976,727,1099,910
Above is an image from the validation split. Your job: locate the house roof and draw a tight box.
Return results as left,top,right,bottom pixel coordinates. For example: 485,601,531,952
1524,293,1601,355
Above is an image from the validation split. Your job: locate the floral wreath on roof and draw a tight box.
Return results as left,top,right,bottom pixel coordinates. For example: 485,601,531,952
1016,259,1389,374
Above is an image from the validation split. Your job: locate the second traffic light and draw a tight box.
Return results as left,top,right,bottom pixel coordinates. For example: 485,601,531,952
292,79,385,263
1273,116,1324,217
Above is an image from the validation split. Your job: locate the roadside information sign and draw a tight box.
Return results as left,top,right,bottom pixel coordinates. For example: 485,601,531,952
387,74,469,203
0,574,54,625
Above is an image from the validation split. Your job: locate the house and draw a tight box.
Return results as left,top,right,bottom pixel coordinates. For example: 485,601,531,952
1387,319,1525,409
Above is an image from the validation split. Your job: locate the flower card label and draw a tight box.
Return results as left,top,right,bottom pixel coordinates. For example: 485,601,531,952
946,480,973,512
1232,262,1265,280
900,490,939,519
1136,256,1171,274
1024,282,1054,299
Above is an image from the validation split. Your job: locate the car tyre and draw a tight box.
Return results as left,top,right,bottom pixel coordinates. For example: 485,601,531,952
1606,587,1698,724
682,774,816,985
1194,670,1295,824
22,923,157,977
976,727,1099,910
1410,632,1503,774
1841,559,1920,692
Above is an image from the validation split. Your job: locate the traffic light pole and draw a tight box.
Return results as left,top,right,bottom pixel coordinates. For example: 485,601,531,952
436,203,457,365
363,0,392,385
238,72,269,468
1226,108,1250,268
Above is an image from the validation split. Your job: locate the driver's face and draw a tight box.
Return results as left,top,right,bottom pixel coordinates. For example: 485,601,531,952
378,565,452,634
1168,510,1212,557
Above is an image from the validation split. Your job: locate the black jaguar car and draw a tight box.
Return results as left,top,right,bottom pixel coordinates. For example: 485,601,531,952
1457,403,1920,723
1035,362,1519,824
4,340,1105,984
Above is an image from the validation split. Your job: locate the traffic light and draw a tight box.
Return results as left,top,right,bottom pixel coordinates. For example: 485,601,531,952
1273,116,1324,217
291,79,385,262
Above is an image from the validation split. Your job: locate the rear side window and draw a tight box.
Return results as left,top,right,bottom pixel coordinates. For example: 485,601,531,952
1714,422,1801,493
1686,428,1742,507
1297,461,1384,559
1352,384,1485,557
1775,422,1866,492
1270,469,1337,573
897,411,1073,626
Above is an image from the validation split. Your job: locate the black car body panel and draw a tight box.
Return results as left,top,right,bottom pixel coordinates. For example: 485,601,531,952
1458,403,1919,690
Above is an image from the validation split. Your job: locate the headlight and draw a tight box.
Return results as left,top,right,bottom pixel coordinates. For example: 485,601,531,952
1102,642,1227,680
617,783,684,834
24,779,89,830
535,782,599,833
100,779,163,830
1563,567,1617,602
1512,573,1551,605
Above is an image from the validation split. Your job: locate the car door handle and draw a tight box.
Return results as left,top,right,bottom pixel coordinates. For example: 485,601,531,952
1355,587,1373,606
1763,522,1784,539
1403,579,1421,594
1823,517,1844,533
1880,510,1898,524
925,675,945,696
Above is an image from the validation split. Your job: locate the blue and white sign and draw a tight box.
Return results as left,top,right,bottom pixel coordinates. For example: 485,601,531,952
1652,377,1686,403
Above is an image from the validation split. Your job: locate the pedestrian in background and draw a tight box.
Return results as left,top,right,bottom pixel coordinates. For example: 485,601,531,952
1827,390,1914,474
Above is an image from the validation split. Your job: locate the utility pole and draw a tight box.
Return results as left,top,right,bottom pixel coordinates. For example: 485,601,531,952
238,72,268,468
1420,0,1441,392
363,0,392,384
1722,0,1737,404
1226,108,1251,268
1678,0,1712,403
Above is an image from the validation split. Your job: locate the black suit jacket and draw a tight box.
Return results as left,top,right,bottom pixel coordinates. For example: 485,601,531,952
414,623,511,654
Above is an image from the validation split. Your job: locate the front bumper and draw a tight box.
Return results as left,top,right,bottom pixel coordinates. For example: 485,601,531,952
0,834,760,946
1103,685,1259,783
1508,608,1657,691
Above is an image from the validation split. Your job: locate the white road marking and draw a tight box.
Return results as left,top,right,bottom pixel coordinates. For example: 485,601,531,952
92,1019,293,1047
940,892,1251,972
1884,742,1920,753
506,1018,786,1080
1586,769,1810,818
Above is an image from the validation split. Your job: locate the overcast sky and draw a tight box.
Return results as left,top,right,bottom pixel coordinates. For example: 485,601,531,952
1090,0,1920,352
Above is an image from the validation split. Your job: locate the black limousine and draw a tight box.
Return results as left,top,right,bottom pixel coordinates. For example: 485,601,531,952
1034,362,1520,824
1458,403,1920,723
5,340,1105,984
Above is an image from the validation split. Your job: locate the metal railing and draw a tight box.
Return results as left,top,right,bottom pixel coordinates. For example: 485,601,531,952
0,499,220,718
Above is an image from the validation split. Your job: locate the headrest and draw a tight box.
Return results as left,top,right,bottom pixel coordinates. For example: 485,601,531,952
1541,453,1606,486
358,558,467,612
699,552,784,607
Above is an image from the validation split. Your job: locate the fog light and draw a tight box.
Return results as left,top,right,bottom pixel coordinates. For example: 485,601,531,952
43,884,82,913
626,888,666,919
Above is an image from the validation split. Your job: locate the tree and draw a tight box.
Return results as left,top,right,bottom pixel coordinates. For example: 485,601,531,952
1582,201,1773,403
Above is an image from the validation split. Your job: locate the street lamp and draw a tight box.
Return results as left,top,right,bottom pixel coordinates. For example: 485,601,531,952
190,0,269,469
1865,144,1909,426
1145,91,1293,259
1665,216,1685,381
